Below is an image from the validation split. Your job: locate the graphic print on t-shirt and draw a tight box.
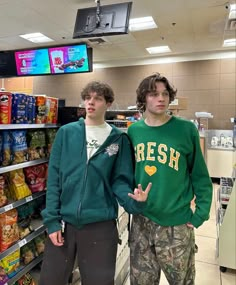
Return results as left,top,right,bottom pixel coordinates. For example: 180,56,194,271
85,123,112,159
87,139,100,150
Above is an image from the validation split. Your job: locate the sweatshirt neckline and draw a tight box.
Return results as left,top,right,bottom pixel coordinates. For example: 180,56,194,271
142,116,175,128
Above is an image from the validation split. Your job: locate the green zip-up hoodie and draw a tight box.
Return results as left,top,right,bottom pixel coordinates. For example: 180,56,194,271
42,119,145,234
127,117,212,228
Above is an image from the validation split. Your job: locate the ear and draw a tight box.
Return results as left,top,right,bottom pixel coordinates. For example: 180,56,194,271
106,102,112,108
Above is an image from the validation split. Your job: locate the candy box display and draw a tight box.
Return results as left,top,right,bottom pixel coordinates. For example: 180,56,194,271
11,94,28,124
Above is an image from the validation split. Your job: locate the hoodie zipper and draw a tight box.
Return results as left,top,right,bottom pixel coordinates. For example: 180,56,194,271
77,134,122,221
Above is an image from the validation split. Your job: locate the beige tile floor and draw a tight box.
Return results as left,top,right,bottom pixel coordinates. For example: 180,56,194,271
124,184,236,285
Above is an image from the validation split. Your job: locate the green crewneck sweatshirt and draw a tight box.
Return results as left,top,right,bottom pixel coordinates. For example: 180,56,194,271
127,117,212,228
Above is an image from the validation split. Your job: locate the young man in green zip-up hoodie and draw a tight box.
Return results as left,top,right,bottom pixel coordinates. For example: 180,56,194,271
39,81,151,285
127,73,212,285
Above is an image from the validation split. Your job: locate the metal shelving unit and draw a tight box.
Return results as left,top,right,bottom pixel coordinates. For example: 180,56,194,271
5,255,44,285
0,191,46,214
107,110,139,113
106,120,129,122
0,124,59,130
0,158,49,174
0,120,57,284
218,180,236,272
0,224,46,260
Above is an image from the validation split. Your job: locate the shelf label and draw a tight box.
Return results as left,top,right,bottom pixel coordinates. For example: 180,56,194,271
26,196,33,202
4,204,13,212
18,238,27,247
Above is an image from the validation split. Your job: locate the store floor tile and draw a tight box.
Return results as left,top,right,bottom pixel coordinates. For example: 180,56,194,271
195,218,217,238
221,268,236,285
196,261,221,285
195,235,218,265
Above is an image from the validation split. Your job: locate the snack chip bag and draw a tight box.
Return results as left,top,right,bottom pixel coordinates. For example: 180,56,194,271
2,131,12,166
11,130,28,164
0,209,19,252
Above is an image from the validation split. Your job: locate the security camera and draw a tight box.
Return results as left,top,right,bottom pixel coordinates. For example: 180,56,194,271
225,4,229,9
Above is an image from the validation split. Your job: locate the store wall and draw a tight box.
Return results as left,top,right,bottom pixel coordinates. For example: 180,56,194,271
33,58,236,130
4,77,33,94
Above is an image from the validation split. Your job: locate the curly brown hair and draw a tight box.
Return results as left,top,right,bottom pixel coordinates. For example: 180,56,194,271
81,81,114,103
136,73,177,112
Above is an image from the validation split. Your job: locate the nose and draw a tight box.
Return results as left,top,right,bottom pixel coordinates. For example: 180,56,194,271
88,97,95,104
158,94,165,101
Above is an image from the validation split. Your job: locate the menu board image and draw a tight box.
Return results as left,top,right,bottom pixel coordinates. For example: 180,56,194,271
48,44,89,74
15,49,51,76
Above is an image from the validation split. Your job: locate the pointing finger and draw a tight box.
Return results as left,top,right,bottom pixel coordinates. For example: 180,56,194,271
145,183,152,194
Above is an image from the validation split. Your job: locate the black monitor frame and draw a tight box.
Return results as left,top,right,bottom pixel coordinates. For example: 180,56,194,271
73,2,132,39
0,43,93,78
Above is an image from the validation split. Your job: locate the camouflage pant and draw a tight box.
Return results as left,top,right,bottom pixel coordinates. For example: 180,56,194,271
130,215,195,285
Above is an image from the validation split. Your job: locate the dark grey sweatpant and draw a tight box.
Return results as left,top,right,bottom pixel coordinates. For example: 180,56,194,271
39,220,119,285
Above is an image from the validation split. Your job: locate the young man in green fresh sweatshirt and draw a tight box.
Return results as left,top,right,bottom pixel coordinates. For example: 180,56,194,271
127,73,212,285
39,81,151,285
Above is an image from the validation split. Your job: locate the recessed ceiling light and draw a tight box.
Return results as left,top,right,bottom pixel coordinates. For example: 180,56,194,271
20,33,54,43
129,16,157,31
146,46,171,54
223,38,236,47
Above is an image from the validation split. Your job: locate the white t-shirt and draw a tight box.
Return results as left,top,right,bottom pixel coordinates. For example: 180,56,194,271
86,123,112,159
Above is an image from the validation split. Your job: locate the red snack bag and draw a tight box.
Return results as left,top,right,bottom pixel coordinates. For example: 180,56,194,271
24,164,47,193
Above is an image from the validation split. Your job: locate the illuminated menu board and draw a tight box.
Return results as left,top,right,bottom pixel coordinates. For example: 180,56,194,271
15,48,51,76
48,44,89,74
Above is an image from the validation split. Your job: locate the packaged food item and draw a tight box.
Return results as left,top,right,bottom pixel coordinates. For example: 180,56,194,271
27,96,36,124
45,128,57,156
17,218,32,240
0,92,12,124
11,130,28,164
0,249,20,278
0,133,2,166
0,176,8,207
0,265,9,285
21,241,37,264
6,169,31,201
45,96,58,124
0,209,19,252
17,203,35,221
2,131,12,166
35,95,46,124
11,93,28,124
24,164,47,193
27,130,46,161
16,272,36,285
31,195,46,219
34,233,46,255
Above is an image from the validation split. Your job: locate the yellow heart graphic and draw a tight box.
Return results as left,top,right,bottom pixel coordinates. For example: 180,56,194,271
145,165,157,176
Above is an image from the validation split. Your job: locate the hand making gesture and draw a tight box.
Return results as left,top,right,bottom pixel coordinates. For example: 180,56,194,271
128,182,152,202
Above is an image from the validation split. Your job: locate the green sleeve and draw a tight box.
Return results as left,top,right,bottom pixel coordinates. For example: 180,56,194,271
111,134,146,214
41,128,63,234
188,127,213,228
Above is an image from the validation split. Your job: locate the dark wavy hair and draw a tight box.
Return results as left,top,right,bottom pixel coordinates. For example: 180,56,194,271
136,73,177,112
81,81,114,103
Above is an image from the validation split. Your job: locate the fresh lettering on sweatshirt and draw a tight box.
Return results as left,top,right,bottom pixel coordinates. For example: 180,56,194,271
135,142,180,173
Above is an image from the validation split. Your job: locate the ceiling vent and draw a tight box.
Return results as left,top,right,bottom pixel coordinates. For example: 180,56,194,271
88,37,109,44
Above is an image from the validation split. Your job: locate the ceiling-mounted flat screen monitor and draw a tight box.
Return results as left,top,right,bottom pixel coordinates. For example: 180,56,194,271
73,2,132,39
48,43,89,74
0,51,17,78
15,48,51,76
87,47,93,72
